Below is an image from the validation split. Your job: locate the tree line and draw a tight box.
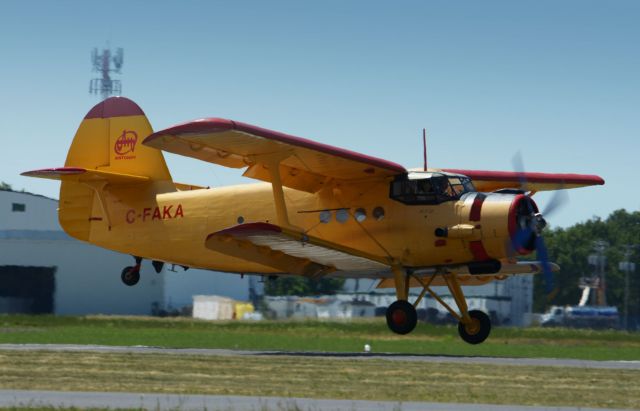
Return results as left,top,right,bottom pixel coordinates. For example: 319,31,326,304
536,209,640,321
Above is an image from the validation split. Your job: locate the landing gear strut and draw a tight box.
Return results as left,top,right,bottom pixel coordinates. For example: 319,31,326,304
385,267,418,335
121,257,142,286
385,266,492,344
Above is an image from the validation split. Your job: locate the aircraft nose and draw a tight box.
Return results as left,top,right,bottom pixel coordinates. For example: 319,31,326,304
508,194,539,255
534,212,547,235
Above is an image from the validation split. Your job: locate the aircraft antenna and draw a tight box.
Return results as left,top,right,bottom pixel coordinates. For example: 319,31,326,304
89,46,124,100
422,128,427,171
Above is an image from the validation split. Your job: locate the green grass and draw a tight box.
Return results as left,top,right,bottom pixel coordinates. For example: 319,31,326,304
0,350,639,409
0,315,639,361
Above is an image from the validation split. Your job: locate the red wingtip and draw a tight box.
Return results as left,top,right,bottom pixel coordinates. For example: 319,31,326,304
84,97,145,119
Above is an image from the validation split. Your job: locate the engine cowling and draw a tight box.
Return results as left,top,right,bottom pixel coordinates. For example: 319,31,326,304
437,192,543,263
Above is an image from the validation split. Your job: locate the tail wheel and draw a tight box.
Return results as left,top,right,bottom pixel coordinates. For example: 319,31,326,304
121,266,140,286
458,310,491,344
386,300,418,335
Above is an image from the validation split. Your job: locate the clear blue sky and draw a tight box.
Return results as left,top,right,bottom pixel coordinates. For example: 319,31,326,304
1,1,638,228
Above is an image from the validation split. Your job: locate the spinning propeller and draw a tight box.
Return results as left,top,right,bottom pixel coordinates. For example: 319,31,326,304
511,152,568,294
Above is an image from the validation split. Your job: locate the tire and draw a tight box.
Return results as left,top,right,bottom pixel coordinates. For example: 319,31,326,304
458,310,491,344
121,266,140,286
386,300,418,335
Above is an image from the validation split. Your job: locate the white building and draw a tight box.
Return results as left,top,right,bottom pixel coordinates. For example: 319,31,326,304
264,296,376,320
0,188,253,315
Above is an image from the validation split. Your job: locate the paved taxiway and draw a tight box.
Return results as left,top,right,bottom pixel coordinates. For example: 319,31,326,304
0,389,630,411
1,343,639,370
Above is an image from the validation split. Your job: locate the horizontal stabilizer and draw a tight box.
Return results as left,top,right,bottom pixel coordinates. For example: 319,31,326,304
205,222,389,277
22,167,149,184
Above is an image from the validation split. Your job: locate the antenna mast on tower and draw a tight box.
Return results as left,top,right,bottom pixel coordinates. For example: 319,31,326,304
89,47,124,100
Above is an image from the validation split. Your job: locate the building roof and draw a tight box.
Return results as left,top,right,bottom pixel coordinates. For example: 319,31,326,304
0,187,58,203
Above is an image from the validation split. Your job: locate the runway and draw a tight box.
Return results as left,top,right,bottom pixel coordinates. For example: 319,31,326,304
1,343,639,370
0,389,630,411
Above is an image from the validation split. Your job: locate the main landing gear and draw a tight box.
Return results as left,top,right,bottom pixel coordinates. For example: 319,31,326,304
121,257,142,286
385,267,492,344
386,300,418,335
457,310,491,345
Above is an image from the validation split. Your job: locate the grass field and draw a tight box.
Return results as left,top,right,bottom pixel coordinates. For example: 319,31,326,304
1,315,640,409
1,350,639,409
0,315,639,361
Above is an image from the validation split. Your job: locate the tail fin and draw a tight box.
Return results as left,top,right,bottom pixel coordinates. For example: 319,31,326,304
65,97,171,180
23,97,172,241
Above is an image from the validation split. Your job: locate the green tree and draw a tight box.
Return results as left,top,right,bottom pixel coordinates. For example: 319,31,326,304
534,209,640,325
0,181,12,191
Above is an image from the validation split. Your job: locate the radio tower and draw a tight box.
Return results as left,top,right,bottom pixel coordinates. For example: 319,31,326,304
89,47,123,100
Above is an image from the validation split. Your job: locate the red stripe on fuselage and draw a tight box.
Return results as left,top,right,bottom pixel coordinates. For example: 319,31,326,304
469,193,486,222
469,240,491,261
468,193,490,261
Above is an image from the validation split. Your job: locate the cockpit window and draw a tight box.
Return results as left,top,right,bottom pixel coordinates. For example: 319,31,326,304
447,176,475,197
389,173,476,205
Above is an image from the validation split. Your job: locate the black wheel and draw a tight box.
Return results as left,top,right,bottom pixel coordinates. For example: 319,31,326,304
386,300,418,335
458,310,491,344
121,266,140,286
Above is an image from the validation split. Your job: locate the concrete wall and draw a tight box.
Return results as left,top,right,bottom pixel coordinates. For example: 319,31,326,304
1,190,164,315
0,190,58,230
0,236,164,315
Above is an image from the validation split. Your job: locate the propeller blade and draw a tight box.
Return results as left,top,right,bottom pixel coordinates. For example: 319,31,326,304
513,227,533,252
535,236,554,294
511,151,529,193
542,188,569,217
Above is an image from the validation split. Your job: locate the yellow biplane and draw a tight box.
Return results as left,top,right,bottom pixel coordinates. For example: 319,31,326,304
23,97,604,344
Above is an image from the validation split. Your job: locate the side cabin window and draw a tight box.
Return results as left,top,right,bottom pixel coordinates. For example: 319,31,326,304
389,173,475,205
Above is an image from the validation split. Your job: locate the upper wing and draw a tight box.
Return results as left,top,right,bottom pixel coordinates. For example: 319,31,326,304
441,169,604,192
144,119,406,193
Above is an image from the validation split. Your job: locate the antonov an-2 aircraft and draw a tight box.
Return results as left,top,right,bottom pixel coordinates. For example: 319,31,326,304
23,97,604,344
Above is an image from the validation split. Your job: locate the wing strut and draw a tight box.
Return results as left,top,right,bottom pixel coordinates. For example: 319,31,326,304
251,152,301,231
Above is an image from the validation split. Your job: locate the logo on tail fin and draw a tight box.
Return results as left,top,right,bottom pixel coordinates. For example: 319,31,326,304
114,130,138,159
